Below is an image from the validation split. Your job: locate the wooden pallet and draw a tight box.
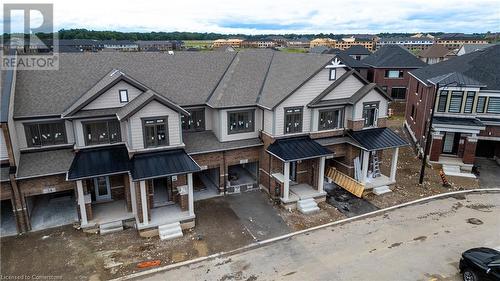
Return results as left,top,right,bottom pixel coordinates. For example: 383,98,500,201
326,167,365,198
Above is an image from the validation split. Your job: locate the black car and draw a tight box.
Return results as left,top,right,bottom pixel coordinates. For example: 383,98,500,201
460,248,500,281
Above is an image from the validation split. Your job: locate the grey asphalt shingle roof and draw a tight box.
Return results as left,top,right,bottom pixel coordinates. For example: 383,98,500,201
344,45,371,56
14,52,236,117
460,44,494,54
362,45,426,68
17,149,74,179
428,72,485,87
258,52,334,109
333,52,368,68
418,44,451,58
410,45,500,91
183,131,263,155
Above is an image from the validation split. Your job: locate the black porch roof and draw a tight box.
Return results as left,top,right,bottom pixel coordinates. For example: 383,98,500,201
130,149,200,181
67,145,130,180
433,116,485,127
348,127,408,151
267,136,333,162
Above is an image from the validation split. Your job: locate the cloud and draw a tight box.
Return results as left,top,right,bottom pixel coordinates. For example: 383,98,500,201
1,0,498,34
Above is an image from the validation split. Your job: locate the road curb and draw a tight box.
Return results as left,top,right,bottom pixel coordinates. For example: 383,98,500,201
111,188,500,280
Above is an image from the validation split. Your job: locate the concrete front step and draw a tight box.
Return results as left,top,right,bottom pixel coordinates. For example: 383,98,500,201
297,198,320,215
372,185,392,195
100,220,124,235
159,222,183,241
442,165,476,178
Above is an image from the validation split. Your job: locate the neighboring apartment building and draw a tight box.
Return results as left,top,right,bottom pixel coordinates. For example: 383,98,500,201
336,37,375,51
102,40,139,51
286,37,310,49
418,44,455,65
310,38,337,48
405,45,500,176
136,40,183,51
264,36,288,48
1,50,406,238
376,37,434,52
241,39,275,48
436,33,489,50
212,39,244,48
363,45,427,113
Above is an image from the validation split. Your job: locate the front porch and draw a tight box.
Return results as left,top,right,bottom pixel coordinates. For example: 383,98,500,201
136,204,193,230
86,200,134,226
288,183,327,202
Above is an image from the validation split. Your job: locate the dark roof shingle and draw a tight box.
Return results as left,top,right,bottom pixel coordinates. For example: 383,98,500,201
362,45,426,68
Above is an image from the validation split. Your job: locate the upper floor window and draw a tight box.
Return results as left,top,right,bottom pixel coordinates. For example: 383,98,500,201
476,96,487,113
363,102,379,127
83,120,121,146
437,90,448,112
464,92,475,113
284,107,303,134
25,121,67,147
318,109,343,131
391,87,407,100
384,70,404,78
486,97,500,114
182,108,205,132
119,89,128,103
448,91,463,113
228,110,254,134
143,117,168,148
329,69,337,80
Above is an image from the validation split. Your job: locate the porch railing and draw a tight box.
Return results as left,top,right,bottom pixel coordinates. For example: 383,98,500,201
326,167,365,198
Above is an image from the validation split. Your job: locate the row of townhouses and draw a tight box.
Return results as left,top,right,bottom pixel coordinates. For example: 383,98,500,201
0,49,409,238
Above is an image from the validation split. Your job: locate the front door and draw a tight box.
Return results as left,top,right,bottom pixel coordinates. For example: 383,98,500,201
289,161,297,183
153,177,171,207
442,132,460,154
94,176,111,201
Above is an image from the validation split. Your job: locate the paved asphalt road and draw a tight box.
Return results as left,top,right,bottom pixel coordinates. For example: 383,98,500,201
138,192,500,281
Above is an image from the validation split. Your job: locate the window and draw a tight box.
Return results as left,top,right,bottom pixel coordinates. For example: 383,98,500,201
448,91,464,113
119,89,128,103
464,92,475,113
142,117,168,148
476,96,487,113
83,120,121,146
486,97,500,113
228,110,254,134
284,107,303,134
355,55,361,60
384,70,404,78
437,90,448,112
363,103,378,127
318,109,343,131
329,68,337,80
182,108,205,132
391,87,407,100
24,122,67,147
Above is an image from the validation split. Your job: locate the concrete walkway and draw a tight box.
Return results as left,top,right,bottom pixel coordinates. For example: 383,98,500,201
138,192,500,281
477,158,500,188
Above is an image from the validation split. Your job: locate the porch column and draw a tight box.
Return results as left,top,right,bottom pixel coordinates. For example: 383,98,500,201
283,162,290,201
318,157,326,192
129,177,137,216
390,147,399,182
187,173,194,216
76,180,87,226
361,150,370,184
139,180,148,225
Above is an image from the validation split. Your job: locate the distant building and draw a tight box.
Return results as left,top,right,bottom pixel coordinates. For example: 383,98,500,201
436,33,488,49
418,44,455,64
336,37,375,51
241,39,275,48
101,40,138,51
377,36,434,52
212,39,244,48
286,37,310,48
344,45,372,60
264,35,288,47
58,39,103,52
310,38,336,48
136,40,183,51
309,46,330,54
456,44,495,56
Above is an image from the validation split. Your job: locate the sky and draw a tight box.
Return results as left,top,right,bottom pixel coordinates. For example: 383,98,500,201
1,0,499,35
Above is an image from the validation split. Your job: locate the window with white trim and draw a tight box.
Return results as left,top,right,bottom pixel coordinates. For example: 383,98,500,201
476,96,487,113
329,68,337,80
384,70,404,78
119,89,128,103
464,91,475,113
486,97,500,113
437,90,448,112
448,91,463,113
363,103,379,127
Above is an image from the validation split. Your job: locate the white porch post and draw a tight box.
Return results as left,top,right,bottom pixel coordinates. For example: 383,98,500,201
318,157,326,192
187,173,194,216
76,180,87,226
390,147,399,182
129,177,137,217
140,180,148,225
361,150,370,184
283,162,290,201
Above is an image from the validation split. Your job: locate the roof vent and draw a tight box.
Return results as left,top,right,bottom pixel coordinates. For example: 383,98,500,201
168,50,174,55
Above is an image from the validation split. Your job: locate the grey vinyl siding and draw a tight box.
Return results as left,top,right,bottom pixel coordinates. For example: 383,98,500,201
263,109,274,134
322,71,365,100
128,100,181,150
83,80,143,110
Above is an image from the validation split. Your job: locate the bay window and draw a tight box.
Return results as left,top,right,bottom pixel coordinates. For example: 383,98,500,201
24,121,67,147
228,110,254,134
83,120,121,146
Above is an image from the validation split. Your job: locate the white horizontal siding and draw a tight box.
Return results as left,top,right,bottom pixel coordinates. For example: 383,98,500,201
220,107,262,142
263,109,274,135
84,81,143,110
211,109,221,140
128,100,181,150
322,74,364,100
